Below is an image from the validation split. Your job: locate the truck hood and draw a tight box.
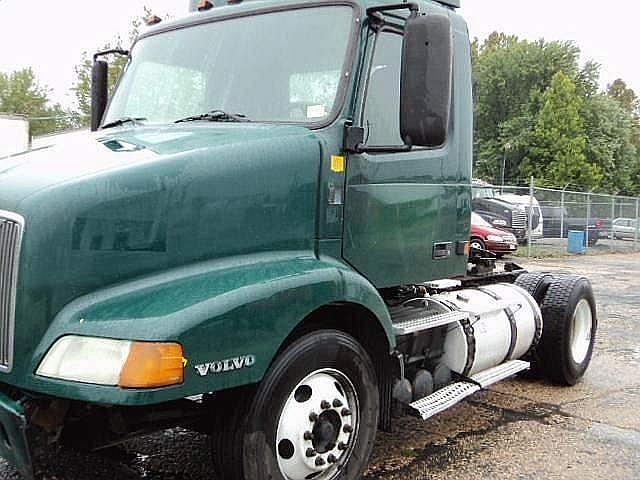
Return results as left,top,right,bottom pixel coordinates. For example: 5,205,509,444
0,123,311,211
2,122,323,385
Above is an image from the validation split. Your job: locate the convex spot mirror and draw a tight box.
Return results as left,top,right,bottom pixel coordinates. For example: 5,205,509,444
400,14,453,148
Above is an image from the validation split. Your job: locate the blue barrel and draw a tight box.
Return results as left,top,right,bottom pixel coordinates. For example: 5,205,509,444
568,230,586,254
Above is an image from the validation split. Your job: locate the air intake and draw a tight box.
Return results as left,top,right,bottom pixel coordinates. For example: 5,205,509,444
0,210,24,372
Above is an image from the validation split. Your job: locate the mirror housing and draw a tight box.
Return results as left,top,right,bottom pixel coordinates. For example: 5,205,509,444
91,60,109,131
400,14,453,147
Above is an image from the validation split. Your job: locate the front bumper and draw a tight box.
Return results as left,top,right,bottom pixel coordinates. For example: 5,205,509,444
485,240,518,253
0,391,32,479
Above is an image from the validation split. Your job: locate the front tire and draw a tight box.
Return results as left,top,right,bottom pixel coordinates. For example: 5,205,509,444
211,330,379,480
470,238,486,251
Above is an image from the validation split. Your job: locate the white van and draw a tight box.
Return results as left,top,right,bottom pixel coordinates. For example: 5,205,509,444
496,193,544,240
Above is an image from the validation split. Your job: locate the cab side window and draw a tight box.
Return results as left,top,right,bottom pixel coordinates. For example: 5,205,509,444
362,31,403,146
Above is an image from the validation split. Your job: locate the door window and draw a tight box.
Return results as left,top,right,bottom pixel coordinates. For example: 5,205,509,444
362,31,403,146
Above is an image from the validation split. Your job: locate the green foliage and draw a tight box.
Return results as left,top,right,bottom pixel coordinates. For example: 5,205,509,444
607,79,639,117
524,72,602,190
473,32,640,194
0,68,74,137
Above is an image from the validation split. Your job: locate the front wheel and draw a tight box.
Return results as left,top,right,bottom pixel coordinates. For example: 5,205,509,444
470,238,486,251
211,330,379,480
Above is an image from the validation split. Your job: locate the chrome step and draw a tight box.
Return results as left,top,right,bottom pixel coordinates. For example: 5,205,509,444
393,310,470,336
409,360,530,420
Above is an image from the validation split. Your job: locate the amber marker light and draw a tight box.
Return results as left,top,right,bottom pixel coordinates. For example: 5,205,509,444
119,342,185,389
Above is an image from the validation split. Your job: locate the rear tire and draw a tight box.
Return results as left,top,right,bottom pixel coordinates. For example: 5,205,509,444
534,275,597,385
210,330,379,480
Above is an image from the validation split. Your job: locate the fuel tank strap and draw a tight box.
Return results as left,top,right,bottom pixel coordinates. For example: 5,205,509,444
476,287,518,363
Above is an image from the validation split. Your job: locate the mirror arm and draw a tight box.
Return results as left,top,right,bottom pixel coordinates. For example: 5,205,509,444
93,49,130,62
366,3,419,17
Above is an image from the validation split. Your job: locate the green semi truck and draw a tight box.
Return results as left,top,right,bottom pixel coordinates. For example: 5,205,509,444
0,0,597,478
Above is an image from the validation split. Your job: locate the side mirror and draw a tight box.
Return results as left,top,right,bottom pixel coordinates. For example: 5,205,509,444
91,60,109,131
400,14,453,147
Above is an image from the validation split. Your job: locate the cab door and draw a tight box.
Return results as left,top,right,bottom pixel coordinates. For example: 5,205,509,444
342,24,470,288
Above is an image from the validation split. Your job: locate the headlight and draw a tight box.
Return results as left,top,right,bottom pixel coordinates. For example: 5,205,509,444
487,235,504,242
37,336,184,388
492,219,507,226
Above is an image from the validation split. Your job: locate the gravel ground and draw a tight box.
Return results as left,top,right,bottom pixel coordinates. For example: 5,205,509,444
1,253,638,479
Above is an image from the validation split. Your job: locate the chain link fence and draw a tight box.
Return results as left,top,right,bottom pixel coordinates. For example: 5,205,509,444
474,180,640,258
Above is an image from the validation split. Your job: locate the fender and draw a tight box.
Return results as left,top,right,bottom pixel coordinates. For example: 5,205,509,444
26,251,394,406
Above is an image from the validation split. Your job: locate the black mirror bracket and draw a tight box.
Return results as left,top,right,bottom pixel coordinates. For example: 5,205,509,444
366,3,419,18
93,49,130,62
344,124,365,153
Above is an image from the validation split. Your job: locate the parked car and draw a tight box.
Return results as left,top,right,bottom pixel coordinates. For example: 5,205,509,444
612,218,638,240
470,212,518,257
540,206,609,246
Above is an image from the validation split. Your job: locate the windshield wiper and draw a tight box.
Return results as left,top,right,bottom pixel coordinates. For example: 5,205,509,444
175,110,250,124
101,117,147,129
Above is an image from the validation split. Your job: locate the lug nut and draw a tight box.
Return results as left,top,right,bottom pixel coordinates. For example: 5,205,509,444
309,412,318,422
338,441,348,450
321,400,331,410
343,424,353,434
304,431,314,441
327,454,337,464
341,408,352,417
315,456,326,467
333,399,343,408
306,448,316,458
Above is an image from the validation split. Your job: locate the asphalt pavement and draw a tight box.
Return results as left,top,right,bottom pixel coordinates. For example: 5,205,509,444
1,253,638,479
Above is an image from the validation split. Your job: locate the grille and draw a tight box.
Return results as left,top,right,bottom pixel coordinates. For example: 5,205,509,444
511,209,527,229
0,211,24,371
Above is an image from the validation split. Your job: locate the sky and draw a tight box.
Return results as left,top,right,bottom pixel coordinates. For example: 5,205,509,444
0,0,638,110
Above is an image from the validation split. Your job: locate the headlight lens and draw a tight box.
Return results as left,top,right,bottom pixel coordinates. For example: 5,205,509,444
492,219,507,226
37,336,184,388
37,336,132,386
487,235,504,242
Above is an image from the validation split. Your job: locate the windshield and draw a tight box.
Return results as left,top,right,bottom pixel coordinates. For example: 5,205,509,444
471,212,493,228
472,187,495,199
104,6,354,126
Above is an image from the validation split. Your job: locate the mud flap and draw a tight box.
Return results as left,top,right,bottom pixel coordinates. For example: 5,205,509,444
0,392,33,480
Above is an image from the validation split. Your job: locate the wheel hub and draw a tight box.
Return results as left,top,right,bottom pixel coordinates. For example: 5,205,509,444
312,410,341,453
570,298,593,364
276,370,358,480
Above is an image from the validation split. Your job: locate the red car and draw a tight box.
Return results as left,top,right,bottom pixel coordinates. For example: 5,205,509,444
471,213,518,256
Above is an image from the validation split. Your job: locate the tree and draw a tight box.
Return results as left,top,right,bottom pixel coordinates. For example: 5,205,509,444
583,94,637,195
607,79,639,117
472,34,585,183
0,68,74,136
523,71,602,190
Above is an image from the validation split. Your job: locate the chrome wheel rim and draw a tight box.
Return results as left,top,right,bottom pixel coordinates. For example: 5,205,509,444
275,369,359,480
570,298,593,364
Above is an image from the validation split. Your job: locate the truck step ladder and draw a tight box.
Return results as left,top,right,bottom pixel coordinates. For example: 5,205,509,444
393,310,470,336
409,360,530,420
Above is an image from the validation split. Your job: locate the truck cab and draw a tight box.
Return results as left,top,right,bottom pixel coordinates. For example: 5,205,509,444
0,1,596,479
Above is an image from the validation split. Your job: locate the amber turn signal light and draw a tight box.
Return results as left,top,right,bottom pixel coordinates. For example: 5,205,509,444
119,342,185,388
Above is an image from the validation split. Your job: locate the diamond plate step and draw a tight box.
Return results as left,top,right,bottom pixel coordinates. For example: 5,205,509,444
409,360,530,420
393,310,470,336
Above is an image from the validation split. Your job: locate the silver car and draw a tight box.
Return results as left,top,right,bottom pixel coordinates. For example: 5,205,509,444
612,218,638,240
